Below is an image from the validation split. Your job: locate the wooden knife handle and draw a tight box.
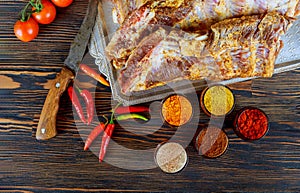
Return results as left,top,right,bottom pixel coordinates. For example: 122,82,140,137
36,67,74,140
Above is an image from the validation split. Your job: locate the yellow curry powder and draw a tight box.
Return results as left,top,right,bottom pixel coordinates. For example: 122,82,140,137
162,95,193,126
203,85,234,116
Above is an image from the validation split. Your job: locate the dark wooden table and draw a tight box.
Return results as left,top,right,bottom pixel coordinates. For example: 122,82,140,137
1,1,299,192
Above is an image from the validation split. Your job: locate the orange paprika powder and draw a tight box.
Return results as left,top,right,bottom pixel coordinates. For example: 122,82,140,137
161,95,193,127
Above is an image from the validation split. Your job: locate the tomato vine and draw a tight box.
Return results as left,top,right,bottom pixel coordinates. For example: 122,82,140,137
14,0,72,42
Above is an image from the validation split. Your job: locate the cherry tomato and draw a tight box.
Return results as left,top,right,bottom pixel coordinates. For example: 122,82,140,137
32,0,56,24
51,0,73,8
14,17,39,42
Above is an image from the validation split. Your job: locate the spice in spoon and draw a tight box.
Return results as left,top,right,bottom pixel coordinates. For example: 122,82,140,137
155,142,188,174
195,127,229,158
200,85,235,116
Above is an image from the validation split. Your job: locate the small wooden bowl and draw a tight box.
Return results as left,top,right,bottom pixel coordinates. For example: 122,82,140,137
200,85,235,117
161,94,193,127
194,126,229,158
233,107,269,141
154,142,188,174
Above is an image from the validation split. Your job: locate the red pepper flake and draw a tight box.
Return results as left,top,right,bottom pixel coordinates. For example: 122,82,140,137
234,107,269,140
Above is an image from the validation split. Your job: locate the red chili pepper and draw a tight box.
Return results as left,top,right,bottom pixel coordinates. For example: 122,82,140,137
99,122,115,162
80,64,110,87
84,122,106,151
98,103,121,162
68,86,86,124
115,106,150,114
76,87,94,125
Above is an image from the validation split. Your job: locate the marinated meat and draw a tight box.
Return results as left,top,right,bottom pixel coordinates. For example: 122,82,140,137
106,5,156,69
112,0,150,24
118,13,294,94
113,0,300,25
106,0,194,69
106,0,300,70
297,0,300,15
118,27,168,92
178,0,300,31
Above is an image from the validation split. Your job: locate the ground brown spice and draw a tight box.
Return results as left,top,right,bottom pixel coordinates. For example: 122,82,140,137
195,127,228,158
162,95,193,126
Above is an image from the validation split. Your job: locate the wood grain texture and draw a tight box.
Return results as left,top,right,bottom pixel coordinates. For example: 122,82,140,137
0,0,300,192
36,67,74,140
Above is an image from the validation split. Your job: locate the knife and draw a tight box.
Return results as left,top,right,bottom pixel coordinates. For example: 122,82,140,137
36,0,99,140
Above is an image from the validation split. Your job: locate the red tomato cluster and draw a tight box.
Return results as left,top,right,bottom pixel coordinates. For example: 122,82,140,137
14,0,73,42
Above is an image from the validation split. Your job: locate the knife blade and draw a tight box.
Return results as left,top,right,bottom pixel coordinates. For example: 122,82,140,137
36,0,99,140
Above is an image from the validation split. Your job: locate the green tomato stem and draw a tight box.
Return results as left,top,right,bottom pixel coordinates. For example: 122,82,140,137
35,0,43,12
20,0,40,22
20,2,31,21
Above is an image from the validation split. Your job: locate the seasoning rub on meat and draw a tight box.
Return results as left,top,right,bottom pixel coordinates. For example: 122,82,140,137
105,0,300,94
112,0,300,26
118,13,294,93
107,0,300,70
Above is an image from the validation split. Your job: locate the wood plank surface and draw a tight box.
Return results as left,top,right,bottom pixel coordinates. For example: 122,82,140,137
0,1,299,192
